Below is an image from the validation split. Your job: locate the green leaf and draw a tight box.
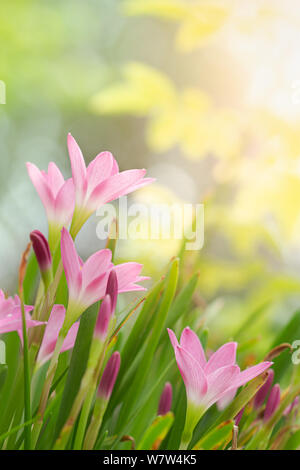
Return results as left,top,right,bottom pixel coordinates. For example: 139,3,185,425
211,372,268,430
193,421,233,450
116,259,179,429
0,365,8,392
54,303,99,439
284,429,300,450
137,413,174,450
271,309,300,382
166,272,199,326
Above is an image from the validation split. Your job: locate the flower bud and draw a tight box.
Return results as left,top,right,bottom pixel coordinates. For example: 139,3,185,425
263,384,280,422
158,382,173,416
105,270,118,314
30,230,52,288
254,369,274,409
94,295,112,342
283,396,299,417
234,407,244,426
98,352,120,400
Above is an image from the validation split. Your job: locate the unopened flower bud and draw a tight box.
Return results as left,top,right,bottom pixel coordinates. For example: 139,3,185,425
158,382,172,416
264,384,280,422
30,230,52,288
98,351,120,400
254,369,274,409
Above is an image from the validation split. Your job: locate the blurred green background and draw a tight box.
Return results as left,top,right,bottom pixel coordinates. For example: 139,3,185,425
2,0,300,354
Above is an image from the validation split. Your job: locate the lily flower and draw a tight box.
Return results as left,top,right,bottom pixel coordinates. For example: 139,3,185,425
67,133,154,236
0,290,43,335
61,228,148,330
167,327,272,448
26,161,75,250
36,305,79,368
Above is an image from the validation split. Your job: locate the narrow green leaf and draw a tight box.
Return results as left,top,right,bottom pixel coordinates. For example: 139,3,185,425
193,421,233,450
54,303,99,439
137,413,174,450
116,259,179,428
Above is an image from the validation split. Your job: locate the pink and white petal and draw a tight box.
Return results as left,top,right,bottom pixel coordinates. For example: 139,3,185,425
205,365,240,409
81,272,109,307
232,362,273,390
175,346,208,405
55,178,75,226
37,305,66,364
61,228,82,296
204,342,237,375
88,169,148,210
167,328,180,350
217,387,237,411
86,152,114,194
67,133,87,202
81,249,112,290
47,162,65,197
27,162,55,217
113,262,145,292
180,327,206,368
61,321,79,354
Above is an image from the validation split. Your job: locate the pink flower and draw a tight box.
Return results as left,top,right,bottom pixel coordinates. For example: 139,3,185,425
67,133,154,234
36,305,79,367
0,290,43,335
61,228,148,328
158,382,173,416
26,161,75,248
168,327,272,413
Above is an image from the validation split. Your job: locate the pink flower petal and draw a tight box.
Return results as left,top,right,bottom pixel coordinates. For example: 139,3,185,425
81,249,112,290
88,169,148,210
67,133,87,203
113,262,145,292
27,162,55,217
175,345,208,405
86,152,114,194
61,228,82,298
204,342,237,375
55,178,75,226
180,327,206,369
232,362,272,389
47,162,65,197
167,328,180,350
205,365,240,409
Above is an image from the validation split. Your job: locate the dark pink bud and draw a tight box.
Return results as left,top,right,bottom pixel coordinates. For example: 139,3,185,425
98,352,120,400
254,369,274,409
95,295,112,341
158,382,172,415
105,270,118,314
264,384,280,422
283,396,299,417
234,407,244,426
30,230,52,288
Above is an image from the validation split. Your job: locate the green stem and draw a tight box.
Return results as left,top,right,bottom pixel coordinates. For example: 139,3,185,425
20,295,32,450
31,332,66,448
83,398,107,450
73,387,95,449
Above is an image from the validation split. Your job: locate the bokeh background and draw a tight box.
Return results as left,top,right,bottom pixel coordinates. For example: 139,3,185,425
2,0,300,355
